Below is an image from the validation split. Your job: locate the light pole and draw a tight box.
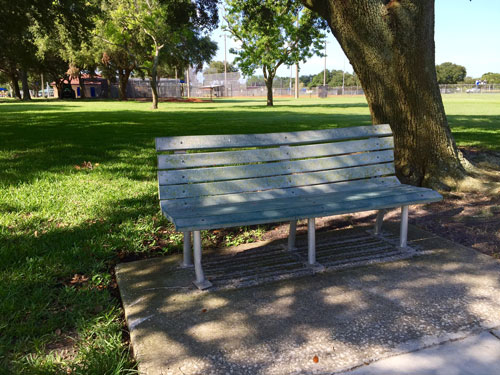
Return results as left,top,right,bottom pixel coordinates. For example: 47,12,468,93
323,41,327,87
224,34,228,97
342,57,346,95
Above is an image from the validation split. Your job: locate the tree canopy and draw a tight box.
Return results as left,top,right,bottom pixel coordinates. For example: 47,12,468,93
481,72,500,84
436,62,467,84
225,0,327,106
204,61,239,74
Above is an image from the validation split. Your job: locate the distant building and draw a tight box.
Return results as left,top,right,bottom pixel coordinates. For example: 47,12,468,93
52,74,108,98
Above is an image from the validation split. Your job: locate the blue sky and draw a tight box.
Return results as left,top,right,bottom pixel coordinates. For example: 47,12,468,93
210,0,499,78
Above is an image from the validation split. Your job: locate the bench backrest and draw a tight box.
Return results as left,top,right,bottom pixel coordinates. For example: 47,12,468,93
156,124,398,208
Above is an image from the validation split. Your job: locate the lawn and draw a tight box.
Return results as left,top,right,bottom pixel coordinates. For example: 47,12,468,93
1,94,499,374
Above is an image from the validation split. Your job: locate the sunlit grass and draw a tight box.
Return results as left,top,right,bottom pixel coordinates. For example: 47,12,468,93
0,94,499,373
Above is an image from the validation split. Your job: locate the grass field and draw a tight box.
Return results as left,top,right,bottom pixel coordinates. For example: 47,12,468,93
1,94,499,374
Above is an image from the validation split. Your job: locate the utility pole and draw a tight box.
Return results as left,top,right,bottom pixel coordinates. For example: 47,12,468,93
323,41,327,86
294,17,299,99
224,34,228,97
41,73,45,98
342,57,346,95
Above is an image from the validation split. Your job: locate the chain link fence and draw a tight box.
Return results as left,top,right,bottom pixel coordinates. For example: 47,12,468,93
108,77,500,99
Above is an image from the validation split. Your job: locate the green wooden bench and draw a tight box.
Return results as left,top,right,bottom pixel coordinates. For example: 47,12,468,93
155,124,442,289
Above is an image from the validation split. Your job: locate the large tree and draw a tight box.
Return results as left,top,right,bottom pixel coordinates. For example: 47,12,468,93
300,0,468,188
225,0,326,106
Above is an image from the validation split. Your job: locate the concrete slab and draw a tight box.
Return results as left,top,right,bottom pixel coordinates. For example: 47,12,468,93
116,223,500,375
346,331,500,375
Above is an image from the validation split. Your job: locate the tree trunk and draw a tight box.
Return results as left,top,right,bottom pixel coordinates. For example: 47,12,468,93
20,69,31,101
150,50,160,109
263,65,274,106
118,69,131,100
265,78,274,106
78,73,86,99
9,71,21,99
301,0,465,188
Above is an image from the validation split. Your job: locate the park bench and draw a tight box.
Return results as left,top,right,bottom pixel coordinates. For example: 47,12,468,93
155,124,442,289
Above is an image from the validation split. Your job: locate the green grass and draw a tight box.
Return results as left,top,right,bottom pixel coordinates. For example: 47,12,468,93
1,95,499,374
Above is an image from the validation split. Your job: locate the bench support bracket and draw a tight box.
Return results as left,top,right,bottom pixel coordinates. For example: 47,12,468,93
374,209,386,235
181,231,193,268
400,205,409,248
308,218,316,265
288,220,297,251
193,231,212,290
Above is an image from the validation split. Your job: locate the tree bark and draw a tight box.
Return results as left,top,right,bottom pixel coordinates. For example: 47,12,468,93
78,73,86,99
9,71,21,99
301,0,465,188
19,69,31,101
150,50,160,109
263,65,275,106
118,69,131,100
265,78,274,106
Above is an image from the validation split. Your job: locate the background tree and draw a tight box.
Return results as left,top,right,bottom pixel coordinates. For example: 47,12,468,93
436,62,467,84
97,0,217,108
0,0,98,100
481,72,500,84
204,60,239,74
300,0,469,188
225,0,327,106
95,0,146,100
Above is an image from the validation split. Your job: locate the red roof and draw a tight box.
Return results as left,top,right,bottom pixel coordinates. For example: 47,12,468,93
51,74,104,86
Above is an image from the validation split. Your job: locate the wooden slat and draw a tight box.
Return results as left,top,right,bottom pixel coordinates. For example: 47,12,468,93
161,177,401,209
158,163,396,200
158,137,394,170
155,124,392,151
170,189,442,231
166,185,426,219
158,149,395,185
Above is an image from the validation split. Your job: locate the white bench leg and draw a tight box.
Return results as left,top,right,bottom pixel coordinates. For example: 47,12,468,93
400,206,409,248
308,218,316,265
181,231,193,268
374,209,386,235
288,220,297,250
193,231,212,290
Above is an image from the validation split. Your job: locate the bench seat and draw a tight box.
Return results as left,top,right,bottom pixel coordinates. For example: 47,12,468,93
162,182,441,232
155,124,443,289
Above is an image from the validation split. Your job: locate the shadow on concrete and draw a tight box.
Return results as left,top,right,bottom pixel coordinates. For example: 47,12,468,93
117,224,500,374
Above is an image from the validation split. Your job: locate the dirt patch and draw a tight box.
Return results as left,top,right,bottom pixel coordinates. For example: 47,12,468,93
140,147,500,262
132,97,212,103
261,147,500,259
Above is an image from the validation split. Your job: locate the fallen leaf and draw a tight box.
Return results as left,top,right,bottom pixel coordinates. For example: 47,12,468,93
55,328,62,336
312,355,319,363
201,308,207,313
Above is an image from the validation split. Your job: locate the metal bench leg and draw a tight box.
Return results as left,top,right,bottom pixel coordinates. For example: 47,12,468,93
400,206,409,248
193,231,212,290
181,232,193,268
308,218,316,265
288,220,297,250
374,209,386,235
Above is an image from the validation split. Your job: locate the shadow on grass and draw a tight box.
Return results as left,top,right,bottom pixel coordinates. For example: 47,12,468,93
0,106,371,187
448,115,500,149
0,192,159,373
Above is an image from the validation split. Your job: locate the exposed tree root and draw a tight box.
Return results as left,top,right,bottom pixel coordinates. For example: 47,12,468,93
443,148,500,194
